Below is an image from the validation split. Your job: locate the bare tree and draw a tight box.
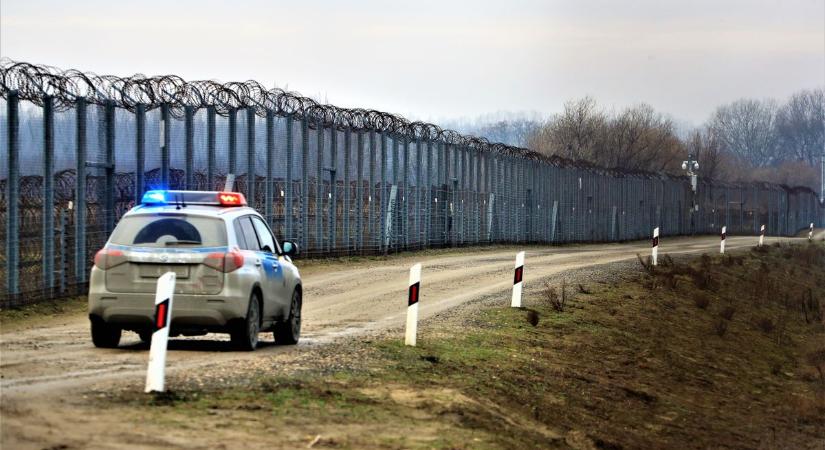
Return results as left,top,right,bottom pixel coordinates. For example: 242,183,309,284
685,126,733,181
775,88,825,166
595,103,683,172
527,97,606,159
708,99,779,167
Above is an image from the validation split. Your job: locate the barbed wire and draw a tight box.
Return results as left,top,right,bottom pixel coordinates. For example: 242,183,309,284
0,58,819,195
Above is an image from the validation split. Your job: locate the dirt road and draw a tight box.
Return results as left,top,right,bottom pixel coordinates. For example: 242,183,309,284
2,233,823,449
2,234,817,399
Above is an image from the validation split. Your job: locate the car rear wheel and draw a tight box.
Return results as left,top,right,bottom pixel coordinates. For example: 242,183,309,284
274,289,301,345
90,317,121,348
231,291,260,351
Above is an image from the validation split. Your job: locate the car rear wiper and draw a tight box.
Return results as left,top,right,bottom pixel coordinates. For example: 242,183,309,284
164,240,201,246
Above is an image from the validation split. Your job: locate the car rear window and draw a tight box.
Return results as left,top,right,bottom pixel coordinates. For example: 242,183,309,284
109,215,227,247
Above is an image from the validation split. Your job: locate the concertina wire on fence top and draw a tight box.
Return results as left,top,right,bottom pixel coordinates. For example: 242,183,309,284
0,59,823,306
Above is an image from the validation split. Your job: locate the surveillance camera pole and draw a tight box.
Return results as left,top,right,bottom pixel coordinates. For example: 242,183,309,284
682,154,699,236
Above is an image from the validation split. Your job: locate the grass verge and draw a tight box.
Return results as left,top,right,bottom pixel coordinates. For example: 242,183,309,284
104,243,825,449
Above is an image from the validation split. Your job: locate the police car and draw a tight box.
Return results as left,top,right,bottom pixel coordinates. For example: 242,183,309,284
88,190,302,351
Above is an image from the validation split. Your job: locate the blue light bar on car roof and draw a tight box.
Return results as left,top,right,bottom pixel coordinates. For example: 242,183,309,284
140,190,247,206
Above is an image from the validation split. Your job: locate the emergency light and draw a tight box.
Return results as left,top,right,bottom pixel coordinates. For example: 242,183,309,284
140,190,247,207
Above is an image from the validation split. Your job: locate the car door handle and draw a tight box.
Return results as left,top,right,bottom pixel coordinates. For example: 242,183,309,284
271,262,278,269
254,259,262,266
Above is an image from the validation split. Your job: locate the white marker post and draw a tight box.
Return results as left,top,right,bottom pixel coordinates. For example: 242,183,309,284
405,263,421,347
809,223,814,241
651,227,660,266
145,272,176,393
759,224,765,247
511,251,525,308
720,226,727,254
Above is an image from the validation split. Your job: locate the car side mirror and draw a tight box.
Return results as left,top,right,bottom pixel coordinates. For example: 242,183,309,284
261,245,273,254
282,241,299,258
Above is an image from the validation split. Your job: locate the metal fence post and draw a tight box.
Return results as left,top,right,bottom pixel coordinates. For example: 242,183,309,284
43,95,55,294
228,108,237,176
135,103,145,199
6,91,20,298
356,130,364,252
160,103,170,188
285,114,294,239
301,117,309,251
74,97,87,284
378,131,392,253
368,130,376,249
104,101,116,235
265,109,274,223
184,105,194,189
414,139,422,247
343,127,351,253
206,106,216,190
328,126,337,252
425,140,433,247
316,122,324,252
59,209,68,294
246,106,256,205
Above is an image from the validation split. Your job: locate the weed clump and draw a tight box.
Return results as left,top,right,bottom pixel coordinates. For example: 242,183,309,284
637,254,655,275
543,282,568,312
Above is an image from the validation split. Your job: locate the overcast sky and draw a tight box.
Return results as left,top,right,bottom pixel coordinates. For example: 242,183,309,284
2,0,823,126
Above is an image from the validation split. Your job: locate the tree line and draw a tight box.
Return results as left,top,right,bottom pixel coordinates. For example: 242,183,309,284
454,89,824,193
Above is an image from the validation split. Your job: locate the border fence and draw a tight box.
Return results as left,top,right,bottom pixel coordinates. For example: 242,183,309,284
1,60,823,307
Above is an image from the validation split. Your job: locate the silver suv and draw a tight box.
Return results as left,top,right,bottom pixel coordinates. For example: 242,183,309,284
88,190,302,351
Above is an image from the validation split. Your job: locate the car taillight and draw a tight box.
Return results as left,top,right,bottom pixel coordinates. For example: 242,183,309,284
94,248,126,270
203,251,244,273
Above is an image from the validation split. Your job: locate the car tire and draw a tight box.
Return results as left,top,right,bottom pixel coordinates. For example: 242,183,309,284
231,291,261,351
274,289,301,345
90,317,121,348
138,330,153,344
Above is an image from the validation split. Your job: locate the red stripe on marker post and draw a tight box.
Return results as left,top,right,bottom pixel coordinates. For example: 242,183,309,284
408,282,420,306
154,300,169,330
511,251,525,308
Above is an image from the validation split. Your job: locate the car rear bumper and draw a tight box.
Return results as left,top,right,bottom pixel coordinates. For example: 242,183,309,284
88,290,249,330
